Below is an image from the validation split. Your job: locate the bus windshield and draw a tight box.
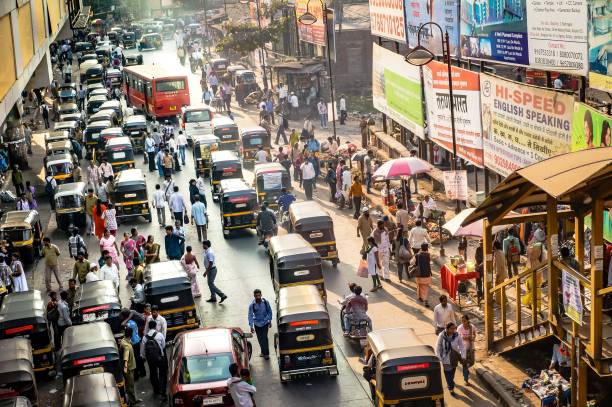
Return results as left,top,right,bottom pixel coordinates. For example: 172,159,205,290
156,79,186,92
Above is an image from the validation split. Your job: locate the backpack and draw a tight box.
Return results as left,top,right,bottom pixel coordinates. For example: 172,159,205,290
507,239,521,264
144,332,162,363
45,178,55,196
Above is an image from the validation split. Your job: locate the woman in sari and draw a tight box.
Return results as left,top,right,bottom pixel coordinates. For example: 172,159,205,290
144,235,160,265
92,199,107,239
99,229,120,268
180,245,201,297
121,232,137,279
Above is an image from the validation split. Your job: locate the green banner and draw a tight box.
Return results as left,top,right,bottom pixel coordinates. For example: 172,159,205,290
384,69,423,131
571,102,612,151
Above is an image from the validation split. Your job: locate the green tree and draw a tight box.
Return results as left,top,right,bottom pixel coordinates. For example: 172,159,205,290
216,0,289,55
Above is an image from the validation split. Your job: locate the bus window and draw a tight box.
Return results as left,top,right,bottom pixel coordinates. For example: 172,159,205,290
146,84,153,98
156,80,186,92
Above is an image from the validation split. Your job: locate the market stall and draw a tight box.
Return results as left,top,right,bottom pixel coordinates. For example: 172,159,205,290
522,370,571,406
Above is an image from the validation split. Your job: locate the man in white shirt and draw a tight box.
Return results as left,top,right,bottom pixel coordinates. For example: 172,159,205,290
300,158,316,200
227,363,256,407
327,136,339,155
100,256,120,291
341,166,352,202
289,92,299,119
98,159,114,181
433,295,457,334
85,268,100,282
176,130,188,166
151,184,166,227
408,219,430,254
145,305,168,339
339,94,347,124
140,319,167,397
113,45,123,57
144,133,157,172
162,177,176,202
255,146,269,163
277,83,288,104
169,186,187,225
196,174,207,197
422,195,437,219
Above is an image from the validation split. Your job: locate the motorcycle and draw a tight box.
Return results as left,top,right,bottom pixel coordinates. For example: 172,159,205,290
189,56,202,73
338,297,370,349
257,225,277,249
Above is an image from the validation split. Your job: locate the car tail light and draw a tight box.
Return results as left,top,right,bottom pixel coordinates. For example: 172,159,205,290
396,362,429,372
82,304,110,313
5,325,33,335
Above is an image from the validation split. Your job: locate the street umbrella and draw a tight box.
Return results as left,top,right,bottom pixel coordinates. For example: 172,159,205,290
443,208,510,237
351,149,368,162
372,157,432,181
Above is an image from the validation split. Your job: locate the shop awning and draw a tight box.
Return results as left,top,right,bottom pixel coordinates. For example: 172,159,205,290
462,147,612,226
72,6,91,30
272,61,325,74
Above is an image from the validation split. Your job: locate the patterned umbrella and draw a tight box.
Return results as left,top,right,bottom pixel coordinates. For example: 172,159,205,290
372,157,432,181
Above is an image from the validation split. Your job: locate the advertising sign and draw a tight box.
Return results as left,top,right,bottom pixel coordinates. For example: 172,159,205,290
480,74,573,176
404,0,459,55
296,0,325,46
369,0,406,43
588,0,612,92
562,270,583,325
571,102,612,151
372,42,424,138
423,60,484,167
443,170,468,201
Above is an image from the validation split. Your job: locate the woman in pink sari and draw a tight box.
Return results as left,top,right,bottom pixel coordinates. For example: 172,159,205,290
121,232,137,279
180,245,201,298
99,229,120,268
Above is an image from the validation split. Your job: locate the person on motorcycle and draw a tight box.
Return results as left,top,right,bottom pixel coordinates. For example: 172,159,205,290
339,282,357,332
191,47,203,71
343,285,371,336
256,201,277,245
276,188,295,214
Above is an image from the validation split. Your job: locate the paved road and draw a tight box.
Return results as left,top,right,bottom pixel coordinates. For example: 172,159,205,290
34,40,497,406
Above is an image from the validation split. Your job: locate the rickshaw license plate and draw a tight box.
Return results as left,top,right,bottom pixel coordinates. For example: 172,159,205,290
83,313,96,322
222,135,232,139
96,312,108,321
203,396,223,405
80,367,105,375
169,106,177,111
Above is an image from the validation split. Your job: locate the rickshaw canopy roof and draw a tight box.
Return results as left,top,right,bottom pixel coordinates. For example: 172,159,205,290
105,136,132,148
289,201,332,226
87,94,109,104
89,110,117,122
73,280,120,311
144,261,190,290
54,182,87,199
236,69,255,77
46,153,73,166
220,179,254,196
240,126,267,137
211,150,240,164
194,134,220,146
59,102,78,110
61,321,118,360
227,65,246,73
86,82,105,90
47,140,72,150
85,121,112,132
367,327,437,370
64,372,121,407
100,100,122,110
142,33,161,40
269,234,321,266
59,114,82,122
54,121,79,130
100,127,123,137
124,115,147,126
42,130,69,141
277,285,328,324
115,169,145,185
0,211,40,229
0,338,33,364
212,116,237,128
0,359,35,381
254,162,287,176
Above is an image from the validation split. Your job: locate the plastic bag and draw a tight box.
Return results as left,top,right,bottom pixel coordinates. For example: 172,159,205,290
356,259,369,278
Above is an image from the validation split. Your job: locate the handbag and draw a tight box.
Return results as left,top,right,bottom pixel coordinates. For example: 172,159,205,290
183,213,190,224
356,258,369,278
399,245,412,263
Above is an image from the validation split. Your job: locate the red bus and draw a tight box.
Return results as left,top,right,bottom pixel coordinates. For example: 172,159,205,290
123,65,190,119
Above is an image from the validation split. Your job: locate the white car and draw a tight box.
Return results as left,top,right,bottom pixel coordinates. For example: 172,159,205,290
181,105,215,144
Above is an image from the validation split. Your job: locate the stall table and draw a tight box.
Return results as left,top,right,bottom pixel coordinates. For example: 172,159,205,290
440,262,479,307
522,370,570,406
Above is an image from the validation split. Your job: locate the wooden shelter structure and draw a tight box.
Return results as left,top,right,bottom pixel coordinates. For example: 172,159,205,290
462,147,612,406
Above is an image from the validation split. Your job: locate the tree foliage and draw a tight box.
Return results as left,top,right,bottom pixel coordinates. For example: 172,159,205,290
216,0,289,55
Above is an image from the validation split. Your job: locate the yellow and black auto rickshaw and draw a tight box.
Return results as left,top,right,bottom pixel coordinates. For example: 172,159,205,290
45,140,73,157
210,150,243,200
99,100,124,125
268,234,325,299
253,163,291,209
60,322,127,406
0,211,44,264
54,182,87,232
45,153,76,185
274,285,338,382
96,127,124,161
138,33,162,51
210,58,229,76
0,290,54,374
143,261,200,339
113,169,151,223
0,338,39,405
105,136,135,173
212,116,239,152
59,103,79,117
362,327,445,406
289,201,339,267
122,115,148,153
70,280,123,334
240,126,271,164
63,372,122,407
219,178,257,238
193,134,220,177
43,130,69,145
84,120,112,158
54,120,82,140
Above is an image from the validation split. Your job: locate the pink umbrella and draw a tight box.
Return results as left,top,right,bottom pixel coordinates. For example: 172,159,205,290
372,157,432,181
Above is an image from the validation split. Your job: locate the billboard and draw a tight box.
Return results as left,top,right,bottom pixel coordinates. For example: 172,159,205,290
369,0,406,43
296,0,326,46
404,0,459,56
423,60,484,167
459,0,588,74
588,0,612,92
480,74,573,176
571,102,612,150
372,42,424,138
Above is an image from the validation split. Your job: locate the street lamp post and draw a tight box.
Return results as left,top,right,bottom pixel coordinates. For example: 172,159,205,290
405,22,461,214
297,0,337,141
239,0,269,90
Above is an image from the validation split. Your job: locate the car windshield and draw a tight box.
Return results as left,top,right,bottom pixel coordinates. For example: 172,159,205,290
179,353,232,384
184,110,211,123
56,195,83,209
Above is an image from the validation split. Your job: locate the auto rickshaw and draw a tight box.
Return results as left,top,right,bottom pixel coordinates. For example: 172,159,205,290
226,64,247,84
219,179,257,237
138,33,162,51
60,322,127,406
75,41,94,60
162,23,175,40
88,89,109,100
144,261,200,339
71,280,122,334
84,120,112,157
54,182,87,232
122,32,136,48
253,162,291,208
0,211,44,264
105,137,135,173
113,169,152,223
122,115,147,153
89,109,119,126
124,54,143,66
63,372,122,407
43,130,69,145
97,127,124,159
268,234,325,299
362,327,444,406
86,94,108,115
274,285,338,382
107,31,119,47
58,114,84,130
0,290,54,373
240,126,271,164
0,339,38,405
58,84,77,103
45,153,76,185
99,100,124,124
45,140,73,158
95,46,111,65
212,116,240,152
210,150,243,200
234,70,260,105
85,82,106,97
106,68,122,86
210,58,229,75
58,102,79,117
0,396,34,407
289,201,339,267
79,53,97,65
84,63,104,83
193,134,220,177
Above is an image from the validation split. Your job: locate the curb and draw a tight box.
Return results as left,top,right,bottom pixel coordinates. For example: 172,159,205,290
475,363,529,407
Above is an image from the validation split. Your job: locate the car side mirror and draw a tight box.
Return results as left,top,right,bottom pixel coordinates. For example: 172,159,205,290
243,332,253,339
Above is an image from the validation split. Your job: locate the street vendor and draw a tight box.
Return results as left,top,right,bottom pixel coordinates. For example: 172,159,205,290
549,341,571,380
422,195,437,219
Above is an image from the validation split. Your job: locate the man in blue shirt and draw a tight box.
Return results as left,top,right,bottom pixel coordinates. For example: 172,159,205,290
247,289,272,359
164,226,184,260
191,195,208,241
120,308,147,379
203,240,227,303
277,188,295,213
